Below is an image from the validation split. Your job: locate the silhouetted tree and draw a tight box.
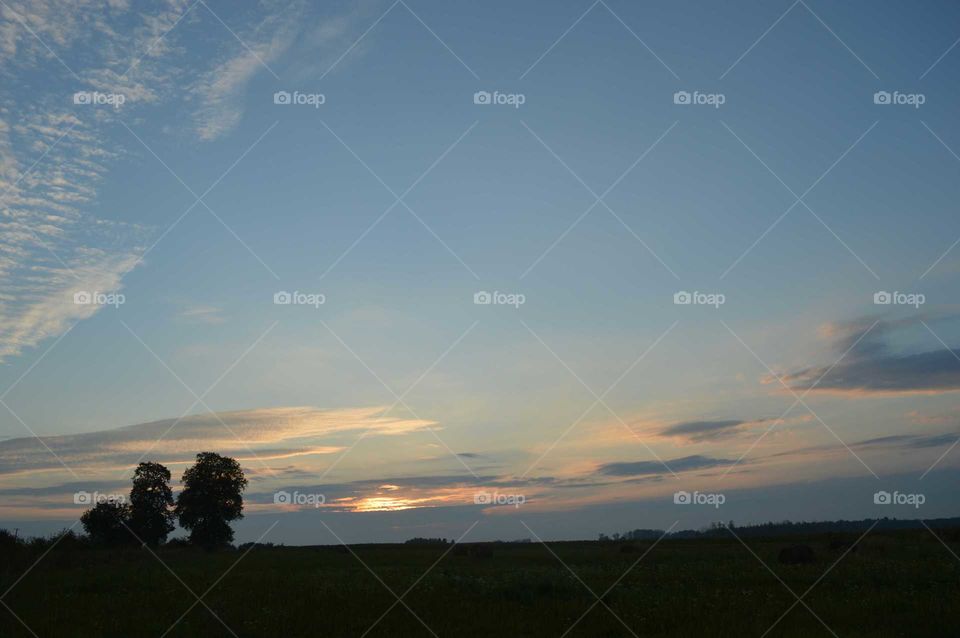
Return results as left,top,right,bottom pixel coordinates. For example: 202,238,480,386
129,462,175,546
175,452,247,548
80,501,133,546
0,528,20,550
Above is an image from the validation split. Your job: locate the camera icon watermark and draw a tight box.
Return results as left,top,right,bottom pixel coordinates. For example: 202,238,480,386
673,490,725,508
274,290,325,308
873,91,924,108
873,290,924,308
673,90,725,108
73,91,126,108
273,90,326,108
73,290,125,308
474,290,525,308
474,491,525,508
473,90,525,108
873,490,924,508
273,490,325,508
74,490,126,505
673,290,725,308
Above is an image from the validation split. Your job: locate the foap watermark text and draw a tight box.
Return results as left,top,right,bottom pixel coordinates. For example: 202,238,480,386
73,91,126,108
874,290,924,308
474,90,525,108
474,491,525,508
74,491,126,505
873,91,924,108
274,91,325,108
674,90,725,108
274,291,325,308
674,290,725,308
74,290,125,308
474,290,525,308
274,490,326,508
874,490,924,509
674,490,725,508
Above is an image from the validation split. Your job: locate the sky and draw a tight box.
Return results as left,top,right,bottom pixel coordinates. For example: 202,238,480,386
1,0,959,544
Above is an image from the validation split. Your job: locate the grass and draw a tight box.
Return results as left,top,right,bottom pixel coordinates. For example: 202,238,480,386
2,529,958,637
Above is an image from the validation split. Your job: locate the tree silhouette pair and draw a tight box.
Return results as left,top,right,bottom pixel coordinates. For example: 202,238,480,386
81,452,247,549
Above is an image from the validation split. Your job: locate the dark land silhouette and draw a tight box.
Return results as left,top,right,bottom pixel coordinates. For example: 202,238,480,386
3,456,958,635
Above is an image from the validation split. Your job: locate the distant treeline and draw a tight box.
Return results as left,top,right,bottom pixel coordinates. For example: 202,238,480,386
6,516,959,552
404,537,452,545
600,516,960,541
404,537,533,545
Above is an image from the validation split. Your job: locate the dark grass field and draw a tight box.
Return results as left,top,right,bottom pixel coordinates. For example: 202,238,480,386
2,529,958,637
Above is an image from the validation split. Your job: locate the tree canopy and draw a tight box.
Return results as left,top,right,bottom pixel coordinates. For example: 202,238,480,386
175,452,248,548
129,461,175,546
80,501,133,546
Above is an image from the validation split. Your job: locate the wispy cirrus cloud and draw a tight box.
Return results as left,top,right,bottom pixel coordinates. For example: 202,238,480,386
0,1,387,362
0,109,148,361
190,20,292,142
0,406,432,479
0,0,200,362
189,0,385,140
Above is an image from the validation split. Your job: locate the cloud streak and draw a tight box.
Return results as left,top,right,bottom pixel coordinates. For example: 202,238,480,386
781,316,960,395
0,406,433,478
596,455,734,477
659,418,774,442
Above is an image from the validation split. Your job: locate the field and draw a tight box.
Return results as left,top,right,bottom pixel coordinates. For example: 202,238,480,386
2,529,958,637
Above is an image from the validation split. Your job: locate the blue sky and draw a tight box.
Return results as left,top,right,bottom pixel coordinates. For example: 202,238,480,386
1,0,960,543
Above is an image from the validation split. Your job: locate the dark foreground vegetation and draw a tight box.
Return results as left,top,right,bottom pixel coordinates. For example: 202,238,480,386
2,523,959,637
